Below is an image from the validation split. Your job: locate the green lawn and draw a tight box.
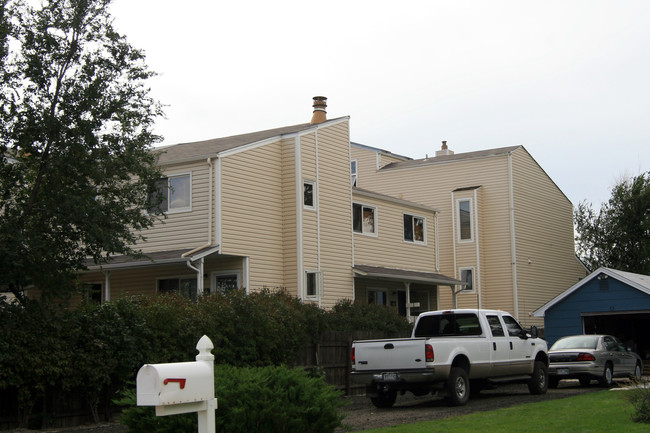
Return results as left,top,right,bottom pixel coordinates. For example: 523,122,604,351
354,390,648,433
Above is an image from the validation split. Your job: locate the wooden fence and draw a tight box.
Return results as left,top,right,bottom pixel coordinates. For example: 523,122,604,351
294,330,410,395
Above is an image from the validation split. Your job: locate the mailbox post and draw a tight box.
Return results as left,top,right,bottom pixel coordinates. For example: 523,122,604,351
137,335,217,433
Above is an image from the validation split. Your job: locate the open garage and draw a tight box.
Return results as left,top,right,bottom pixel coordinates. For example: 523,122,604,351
533,268,650,372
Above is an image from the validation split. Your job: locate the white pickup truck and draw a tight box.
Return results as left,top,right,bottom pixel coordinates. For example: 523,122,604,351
350,309,549,408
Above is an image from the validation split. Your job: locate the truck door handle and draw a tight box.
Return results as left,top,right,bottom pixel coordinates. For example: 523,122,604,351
510,342,513,350
384,343,394,349
493,342,496,351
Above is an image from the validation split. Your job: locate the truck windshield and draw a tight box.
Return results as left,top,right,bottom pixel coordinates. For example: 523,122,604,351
414,313,482,337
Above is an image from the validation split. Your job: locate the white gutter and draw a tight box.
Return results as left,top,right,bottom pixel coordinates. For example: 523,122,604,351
434,211,440,273
215,158,222,251
450,191,458,308
508,153,519,319
186,257,204,296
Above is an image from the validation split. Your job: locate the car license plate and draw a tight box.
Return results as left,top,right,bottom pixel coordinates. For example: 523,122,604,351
557,368,569,375
382,372,399,381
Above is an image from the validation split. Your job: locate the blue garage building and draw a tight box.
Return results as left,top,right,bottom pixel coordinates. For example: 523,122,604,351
533,267,650,365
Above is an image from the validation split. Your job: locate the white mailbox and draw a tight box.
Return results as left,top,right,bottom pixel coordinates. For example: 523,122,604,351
136,335,217,433
137,361,213,406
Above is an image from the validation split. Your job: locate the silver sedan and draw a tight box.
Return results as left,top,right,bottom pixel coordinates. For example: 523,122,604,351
548,334,643,388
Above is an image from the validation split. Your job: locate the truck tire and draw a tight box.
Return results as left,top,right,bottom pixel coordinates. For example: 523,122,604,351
370,390,397,408
527,361,548,394
445,367,470,406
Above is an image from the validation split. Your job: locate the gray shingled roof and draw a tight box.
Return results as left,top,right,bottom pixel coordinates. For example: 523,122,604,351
85,246,220,270
155,118,347,165
353,264,463,286
380,145,522,171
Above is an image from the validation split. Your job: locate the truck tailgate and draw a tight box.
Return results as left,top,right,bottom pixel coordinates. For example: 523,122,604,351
353,338,427,371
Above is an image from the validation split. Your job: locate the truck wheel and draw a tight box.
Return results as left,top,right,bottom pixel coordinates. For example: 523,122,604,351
445,367,470,406
370,390,397,408
527,361,548,394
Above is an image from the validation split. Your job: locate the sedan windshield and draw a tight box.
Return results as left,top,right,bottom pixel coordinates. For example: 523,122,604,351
551,335,598,350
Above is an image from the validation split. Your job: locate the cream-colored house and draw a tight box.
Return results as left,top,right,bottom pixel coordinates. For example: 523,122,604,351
350,141,588,326
81,98,462,313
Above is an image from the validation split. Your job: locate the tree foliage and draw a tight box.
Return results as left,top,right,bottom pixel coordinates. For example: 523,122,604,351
574,172,650,274
0,0,164,302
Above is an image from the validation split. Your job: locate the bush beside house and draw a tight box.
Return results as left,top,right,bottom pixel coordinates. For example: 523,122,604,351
0,290,411,429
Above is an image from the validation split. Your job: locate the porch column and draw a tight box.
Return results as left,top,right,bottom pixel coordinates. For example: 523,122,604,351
404,282,412,323
103,270,111,302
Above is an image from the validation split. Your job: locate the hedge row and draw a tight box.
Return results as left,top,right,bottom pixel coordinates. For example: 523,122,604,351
0,290,411,428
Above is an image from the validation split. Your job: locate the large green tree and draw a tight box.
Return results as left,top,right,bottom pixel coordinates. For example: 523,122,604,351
574,172,650,274
0,0,164,303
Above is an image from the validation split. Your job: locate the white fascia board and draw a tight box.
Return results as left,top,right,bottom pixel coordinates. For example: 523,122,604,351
218,117,350,159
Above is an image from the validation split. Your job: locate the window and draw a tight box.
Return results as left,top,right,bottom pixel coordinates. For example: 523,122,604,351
212,271,240,294
303,181,315,208
305,271,322,298
460,268,474,292
486,315,505,337
458,199,472,241
151,173,191,213
351,160,358,186
413,313,482,337
503,315,525,338
368,289,387,305
353,203,376,234
404,214,425,243
82,283,102,304
158,276,197,300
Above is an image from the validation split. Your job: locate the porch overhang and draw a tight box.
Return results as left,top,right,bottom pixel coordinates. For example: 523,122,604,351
352,264,464,287
84,245,221,271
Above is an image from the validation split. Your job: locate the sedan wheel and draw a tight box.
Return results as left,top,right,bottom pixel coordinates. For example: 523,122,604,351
633,362,642,381
599,363,613,387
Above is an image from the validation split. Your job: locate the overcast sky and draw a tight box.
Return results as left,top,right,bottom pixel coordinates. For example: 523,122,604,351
110,0,649,208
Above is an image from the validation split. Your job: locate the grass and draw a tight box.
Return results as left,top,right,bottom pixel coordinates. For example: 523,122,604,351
354,390,648,433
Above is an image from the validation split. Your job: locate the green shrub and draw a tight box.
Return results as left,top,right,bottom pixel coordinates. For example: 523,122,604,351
624,379,650,423
119,365,344,433
326,299,412,333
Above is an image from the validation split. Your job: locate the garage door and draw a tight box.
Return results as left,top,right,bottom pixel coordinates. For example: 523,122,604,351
582,311,650,362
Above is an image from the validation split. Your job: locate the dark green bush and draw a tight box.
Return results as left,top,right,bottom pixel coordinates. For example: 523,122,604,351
624,380,650,423
326,299,412,333
119,365,344,433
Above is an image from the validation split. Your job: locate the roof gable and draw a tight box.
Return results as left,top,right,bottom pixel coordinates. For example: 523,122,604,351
532,267,650,317
155,117,348,165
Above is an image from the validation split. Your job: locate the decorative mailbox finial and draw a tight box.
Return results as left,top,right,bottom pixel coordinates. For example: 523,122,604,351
195,335,214,362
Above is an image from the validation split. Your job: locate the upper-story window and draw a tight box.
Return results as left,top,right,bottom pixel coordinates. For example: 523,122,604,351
353,203,376,235
303,181,315,209
404,213,425,243
351,160,358,186
152,173,191,213
457,198,473,241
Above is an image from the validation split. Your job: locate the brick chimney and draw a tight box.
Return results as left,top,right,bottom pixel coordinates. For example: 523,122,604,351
436,140,454,157
310,96,327,124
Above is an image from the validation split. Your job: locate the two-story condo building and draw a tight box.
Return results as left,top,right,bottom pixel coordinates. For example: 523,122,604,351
81,98,462,316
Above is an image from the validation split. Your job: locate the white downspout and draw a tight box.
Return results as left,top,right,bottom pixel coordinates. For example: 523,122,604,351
215,158,222,251
295,136,304,301
508,153,519,318
474,188,482,308
207,158,213,245
450,191,459,308
186,258,204,296
315,130,322,308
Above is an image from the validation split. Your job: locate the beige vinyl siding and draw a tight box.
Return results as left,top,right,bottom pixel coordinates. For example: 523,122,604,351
510,148,587,326
139,160,212,252
220,140,286,290
314,123,355,308
281,137,298,296
355,153,516,313
353,196,436,272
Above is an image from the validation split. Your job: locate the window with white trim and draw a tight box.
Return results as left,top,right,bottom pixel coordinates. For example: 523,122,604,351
151,173,191,213
459,267,475,293
351,160,358,187
305,271,323,298
404,213,425,243
457,198,473,241
353,203,376,235
211,271,241,295
303,181,315,209
158,276,197,300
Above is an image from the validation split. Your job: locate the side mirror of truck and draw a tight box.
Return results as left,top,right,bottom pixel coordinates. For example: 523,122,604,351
529,326,538,339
